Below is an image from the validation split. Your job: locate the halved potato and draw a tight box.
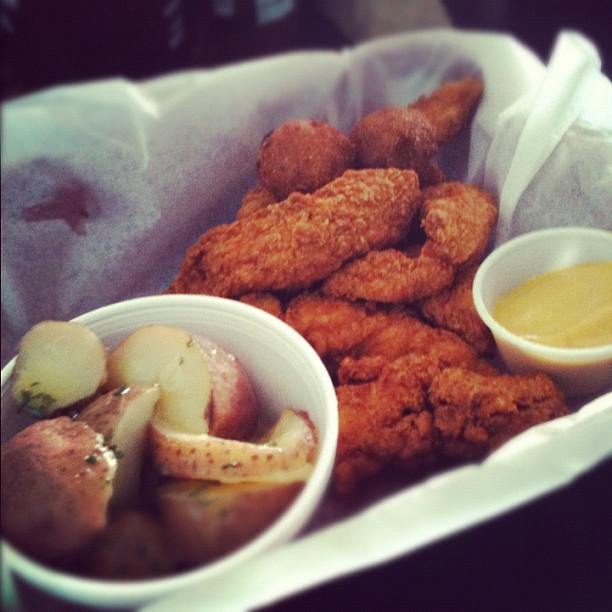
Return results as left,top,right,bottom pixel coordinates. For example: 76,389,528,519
106,325,213,435
0,417,117,561
157,479,303,565
150,408,317,484
194,335,259,441
77,386,160,507
10,321,107,417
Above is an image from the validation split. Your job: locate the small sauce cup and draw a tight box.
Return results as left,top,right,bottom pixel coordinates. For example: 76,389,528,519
473,227,612,397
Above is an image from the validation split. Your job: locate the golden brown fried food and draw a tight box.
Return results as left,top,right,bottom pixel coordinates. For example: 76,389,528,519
238,292,284,318
322,182,497,303
430,367,568,460
420,182,498,267
349,76,483,185
322,243,455,303
350,107,438,178
236,186,277,219
335,362,432,494
283,293,485,378
419,264,495,356
257,119,355,200
167,168,420,298
409,76,484,144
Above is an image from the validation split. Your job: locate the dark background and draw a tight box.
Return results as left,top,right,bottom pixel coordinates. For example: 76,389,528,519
1,1,610,100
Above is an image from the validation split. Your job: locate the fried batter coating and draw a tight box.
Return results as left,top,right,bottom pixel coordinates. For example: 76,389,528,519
419,264,495,356
350,107,438,178
420,182,498,267
322,244,455,303
283,293,484,378
167,169,420,298
409,76,484,144
238,292,284,318
430,367,568,460
335,359,433,494
236,186,277,219
321,182,497,303
257,119,355,200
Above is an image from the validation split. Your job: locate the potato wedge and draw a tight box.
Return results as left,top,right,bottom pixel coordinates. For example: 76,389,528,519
77,386,160,507
0,417,117,561
150,409,317,484
10,321,107,417
79,510,175,580
157,479,303,565
194,335,258,440
106,325,212,435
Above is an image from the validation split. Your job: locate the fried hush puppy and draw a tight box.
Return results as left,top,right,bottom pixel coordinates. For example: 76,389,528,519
257,119,355,200
168,168,420,298
349,76,483,183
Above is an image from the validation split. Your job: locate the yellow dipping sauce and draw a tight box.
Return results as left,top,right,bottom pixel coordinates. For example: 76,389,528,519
493,261,612,349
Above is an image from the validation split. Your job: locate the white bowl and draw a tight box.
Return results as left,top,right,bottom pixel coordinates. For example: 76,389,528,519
473,227,612,397
1,294,338,609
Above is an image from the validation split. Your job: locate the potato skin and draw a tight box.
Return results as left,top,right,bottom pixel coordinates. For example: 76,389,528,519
1,417,116,561
195,336,259,441
158,480,303,565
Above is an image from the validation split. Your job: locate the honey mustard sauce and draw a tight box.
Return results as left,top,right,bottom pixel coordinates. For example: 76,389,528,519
493,261,612,348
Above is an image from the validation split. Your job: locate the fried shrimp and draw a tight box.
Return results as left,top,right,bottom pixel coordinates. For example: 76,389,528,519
167,168,420,297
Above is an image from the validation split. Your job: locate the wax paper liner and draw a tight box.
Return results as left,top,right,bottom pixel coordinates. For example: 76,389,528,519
1,28,611,611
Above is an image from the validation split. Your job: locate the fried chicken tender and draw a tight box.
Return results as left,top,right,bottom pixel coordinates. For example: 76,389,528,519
322,182,497,303
322,243,455,303
409,75,484,144
257,119,355,200
335,362,432,494
420,182,498,267
430,367,568,460
167,168,420,297
419,264,495,356
236,186,277,219
283,293,486,378
238,292,284,318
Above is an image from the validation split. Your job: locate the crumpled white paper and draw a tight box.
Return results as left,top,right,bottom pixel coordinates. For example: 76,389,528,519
1,28,611,611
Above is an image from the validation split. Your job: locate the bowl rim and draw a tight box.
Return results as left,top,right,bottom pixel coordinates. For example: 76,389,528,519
473,226,612,362
1,294,339,606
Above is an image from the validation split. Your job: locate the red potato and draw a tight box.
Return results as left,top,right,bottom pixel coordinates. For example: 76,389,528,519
194,335,258,441
10,320,107,417
157,479,303,565
150,408,318,484
79,510,176,580
0,417,117,561
77,386,160,507
106,325,259,440
106,325,213,435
